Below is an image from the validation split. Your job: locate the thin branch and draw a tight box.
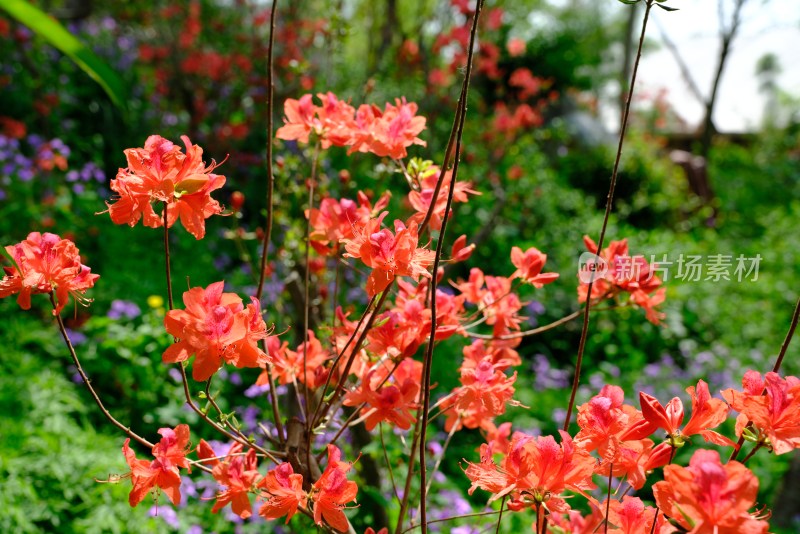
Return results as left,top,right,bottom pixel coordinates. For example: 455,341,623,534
563,0,653,432
419,0,484,528
424,416,459,495
395,413,423,534
253,0,286,447
263,360,286,445
317,406,363,460
604,463,613,534
177,364,282,464
303,142,321,421
312,294,378,427
50,293,154,449
163,203,173,310
380,423,401,502
401,508,504,534
255,0,279,301
771,294,800,374
740,441,764,464
494,496,507,534
467,308,583,340
317,289,391,426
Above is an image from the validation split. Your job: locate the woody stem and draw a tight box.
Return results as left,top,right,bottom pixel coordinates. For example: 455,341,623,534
741,441,764,464
176,364,282,464
163,202,173,310
50,292,154,449
648,446,676,534
399,509,505,534
255,0,278,301
395,413,423,534
494,496,507,534
379,423,401,501
604,463,613,533
316,288,391,426
424,416,459,495
312,295,377,427
253,0,285,448
419,2,484,530
303,141,321,421
564,0,653,432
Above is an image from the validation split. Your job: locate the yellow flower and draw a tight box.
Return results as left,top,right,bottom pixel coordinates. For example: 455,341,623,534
147,295,164,309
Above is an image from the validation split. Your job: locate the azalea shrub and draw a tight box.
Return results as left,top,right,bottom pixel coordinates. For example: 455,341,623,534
3,0,800,534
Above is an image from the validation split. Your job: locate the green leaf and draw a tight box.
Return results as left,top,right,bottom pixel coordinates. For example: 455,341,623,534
0,0,126,110
618,0,642,4
656,3,680,10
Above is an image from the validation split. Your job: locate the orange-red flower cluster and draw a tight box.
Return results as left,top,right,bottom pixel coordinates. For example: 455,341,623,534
193,440,359,531
723,370,800,454
343,358,421,431
342,213,435,297
306,192,390,256
653,449,769,533
574,385,658,490
276,93,427,159
464,430,595,515
265,330,333,389
122,425,192,507
259,462,308,523
105,135,226,239
310,445,359,532
623,380,733,448
0,232,99,314
604,496,671,533
163,282,269,381
510,246,560,287
579,236,666,324
462,381,773,531
442,340,521,432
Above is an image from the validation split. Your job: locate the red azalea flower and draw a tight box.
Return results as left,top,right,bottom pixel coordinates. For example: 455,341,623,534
578,236,666,324
305,192,389,255
105,135,226,239
623,380,732,447
653,449,769,533
0,232,98,314
163,282,269,381
605,496,671,533
258,462,308,523
510,246,559,287
465,430,595,515
342,213,435,297
122,425,192,507
723,371,800,454
407,167,479,231
209,443,261,518
311,445,358,532
343,369,420,431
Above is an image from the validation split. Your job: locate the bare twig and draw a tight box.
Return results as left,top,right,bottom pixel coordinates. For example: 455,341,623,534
163,204,173,310
401,508,504,534
419,2,484,530
253,2,286,446
563,0,653,432
256,0,279,301
50,293,154,449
